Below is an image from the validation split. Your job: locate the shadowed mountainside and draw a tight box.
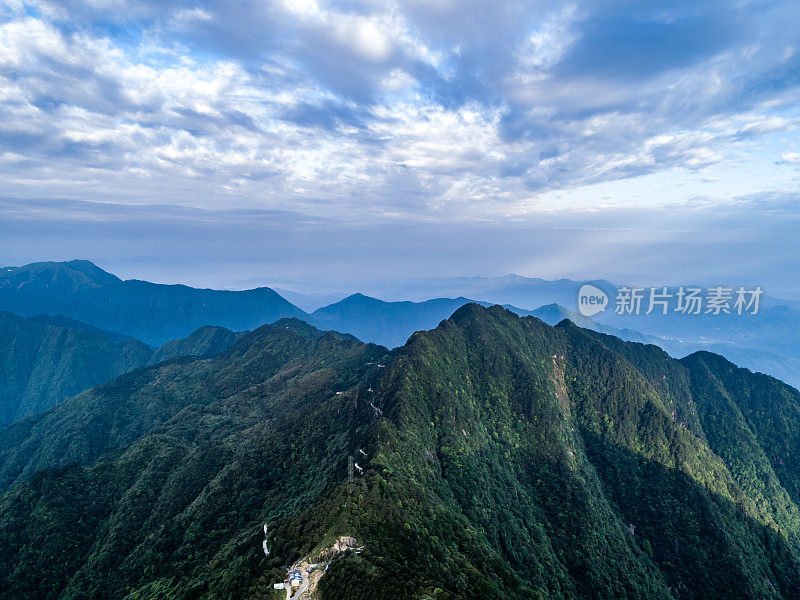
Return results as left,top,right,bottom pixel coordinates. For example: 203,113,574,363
0,312,239,427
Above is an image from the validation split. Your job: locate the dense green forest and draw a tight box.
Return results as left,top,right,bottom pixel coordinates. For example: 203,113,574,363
0,312,152,427
1,306,800,599
0,312,239,427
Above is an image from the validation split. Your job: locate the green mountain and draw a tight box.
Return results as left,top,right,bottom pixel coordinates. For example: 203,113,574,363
530,304,800,391
0,311,152,428
0,313,240,428
0,261,305,346
1,306,800,599
146,325,239,367
341,274,800,389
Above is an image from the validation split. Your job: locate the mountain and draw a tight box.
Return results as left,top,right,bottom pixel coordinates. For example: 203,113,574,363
306,294,618,349
2,306,800,598
146,325,239,366
526,302,653,342
307,290,800,389
353,274,800,386
307,295,713,375
597,304,800,391
0,292,660,430
0,259,121,296
351,273,617,308
4,260,799,391
309,294,477,348
691,343,800,394
599,300,800,357
0,313,240,428
0,311,152,428
0,261,306,346
525,302,800,390
366,274,798,312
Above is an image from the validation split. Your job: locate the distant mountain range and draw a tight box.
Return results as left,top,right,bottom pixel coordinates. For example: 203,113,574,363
0,260,303,346
2,260,799,390
2,306,800,598
355,273,800,311
306,293,800,389
309,293,481,349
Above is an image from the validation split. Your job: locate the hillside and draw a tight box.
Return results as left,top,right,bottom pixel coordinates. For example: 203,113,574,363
146,325,239,366
1,307,800,598
0,313,239,428
0,318,391,598
0,311,152,428
0,261,305,346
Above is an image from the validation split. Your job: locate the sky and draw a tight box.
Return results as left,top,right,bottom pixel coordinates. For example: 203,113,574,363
0,0,799,297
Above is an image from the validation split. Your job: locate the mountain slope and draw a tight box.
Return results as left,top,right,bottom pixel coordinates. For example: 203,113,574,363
0,261,306,346
532,304,800,391
0,314,245,429
0,318,390,599
2,307,800,599
0,311,152,428
334,307,800,599
146,325,238,366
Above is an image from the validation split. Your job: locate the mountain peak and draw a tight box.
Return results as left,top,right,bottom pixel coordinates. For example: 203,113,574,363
312,293,386,316
555,317,578,328
342,292,381,304
0,261,306,346
448,301,511,324
1,259,120,289
61,259,119,283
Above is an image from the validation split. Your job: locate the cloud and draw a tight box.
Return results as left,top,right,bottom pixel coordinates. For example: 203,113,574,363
0,0,797,223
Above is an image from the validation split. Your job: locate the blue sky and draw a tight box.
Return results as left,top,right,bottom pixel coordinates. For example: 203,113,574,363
0,0,799,296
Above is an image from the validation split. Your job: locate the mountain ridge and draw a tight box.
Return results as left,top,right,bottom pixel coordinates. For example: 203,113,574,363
2,304,800,598
0,261,305,346
0,311,152,428
4,260,799,391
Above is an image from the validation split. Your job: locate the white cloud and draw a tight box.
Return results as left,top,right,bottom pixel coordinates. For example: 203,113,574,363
0,0,798,223
780,151,800,164
739,116,796,136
